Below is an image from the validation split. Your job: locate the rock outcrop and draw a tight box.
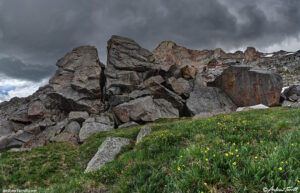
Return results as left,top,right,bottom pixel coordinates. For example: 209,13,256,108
1,34,297,150
0,46,106,149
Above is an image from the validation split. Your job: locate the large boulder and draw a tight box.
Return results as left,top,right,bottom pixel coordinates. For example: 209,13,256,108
186,86,236,116
168,77,192,98
281,85,300,108
282,85,300,101
79,113,114,142
68,111,89,123
27,100,46,118
85,137,130,172
113,96,179,123
105,35,160,98
211,65,283,107
49,46,105,113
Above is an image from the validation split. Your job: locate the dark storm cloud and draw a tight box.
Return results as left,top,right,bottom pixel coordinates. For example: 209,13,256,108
0,0,300,81
0,57,56,81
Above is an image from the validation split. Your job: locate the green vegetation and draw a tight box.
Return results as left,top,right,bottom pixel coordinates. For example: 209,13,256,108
0,107,299,193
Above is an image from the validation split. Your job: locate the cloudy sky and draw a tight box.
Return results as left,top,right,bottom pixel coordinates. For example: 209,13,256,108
0,0,300,102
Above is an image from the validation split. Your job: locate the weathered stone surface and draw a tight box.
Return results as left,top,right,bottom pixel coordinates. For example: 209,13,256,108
236,104,269,112
142,75,165,88
13,130,34,143
0,135,12,149
49,46,105,113
0,119,13,136
282,100,300,108
212,65,283,107
147,83,185,111
68,111,89,123
28,100,45,117
65,121,81,136
79,113,114,142
136,126,152,144
113,96,179,123
118,121,139,129
85,137,130,172
50,132,78,144
186,86,236,116
79,122,113,142
244,47,261,62
24,118,55,135
182,65,197,79
283,85,300,101
281,85,300,108
105,35,159,97
168,78,192,98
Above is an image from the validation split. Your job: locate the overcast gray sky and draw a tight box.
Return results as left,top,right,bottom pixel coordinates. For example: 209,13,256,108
0,0,300,102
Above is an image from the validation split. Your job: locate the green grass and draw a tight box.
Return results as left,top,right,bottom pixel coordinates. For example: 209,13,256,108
0,107,299,193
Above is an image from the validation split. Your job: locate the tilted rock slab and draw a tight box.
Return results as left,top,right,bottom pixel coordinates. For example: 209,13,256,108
85,137,130,172
136,126,152,144
212,65,283,107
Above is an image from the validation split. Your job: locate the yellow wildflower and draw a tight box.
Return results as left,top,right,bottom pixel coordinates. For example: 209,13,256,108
206,147,210,150
233,162,237,166
177,167,181,171
225,153,229,157
204,150,207,153
233,143,236,146
235,149,238,152
255,156,258,159
205,158,208,162
291,143,295,146
236,155,239,158
213,154,216,157
285,161,288,164
279,167,283,171
204,182,207,186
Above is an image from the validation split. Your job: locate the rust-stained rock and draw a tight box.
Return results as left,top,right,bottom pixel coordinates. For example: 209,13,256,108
212,65,282,107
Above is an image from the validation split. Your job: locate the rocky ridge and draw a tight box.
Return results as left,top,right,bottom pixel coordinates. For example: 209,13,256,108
0,35,299,150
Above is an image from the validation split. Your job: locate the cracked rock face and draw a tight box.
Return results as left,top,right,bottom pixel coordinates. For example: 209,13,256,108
49,46,105,113
105,35,160,97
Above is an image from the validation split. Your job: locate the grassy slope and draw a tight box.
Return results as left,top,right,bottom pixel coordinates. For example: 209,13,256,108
0,107,299,193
